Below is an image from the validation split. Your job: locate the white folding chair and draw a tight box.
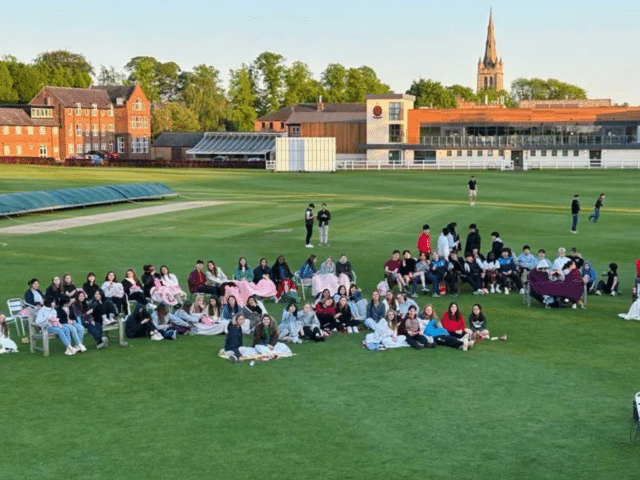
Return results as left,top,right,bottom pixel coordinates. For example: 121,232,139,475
6,298,29,336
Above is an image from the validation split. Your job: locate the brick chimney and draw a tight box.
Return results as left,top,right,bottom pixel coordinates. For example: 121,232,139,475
317,95,324,111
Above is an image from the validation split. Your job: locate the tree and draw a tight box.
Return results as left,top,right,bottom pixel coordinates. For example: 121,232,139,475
283,61,323,106
0,63,18,103
151,102,200,139
511,78,587,102
228,65,257,132
97,65,126,86
34,50,94,76
447,84,478,102
321,63,348,103
406,79,457,108
124,56,182,102
6,62,46,103
251,52,286,116
476,88,517,107
345,66,390,102
182,64,229,131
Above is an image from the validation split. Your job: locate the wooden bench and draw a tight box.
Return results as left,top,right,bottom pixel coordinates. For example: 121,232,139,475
29,316,128,357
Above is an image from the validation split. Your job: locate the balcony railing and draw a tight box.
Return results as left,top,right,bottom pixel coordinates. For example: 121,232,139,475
418,135,639,148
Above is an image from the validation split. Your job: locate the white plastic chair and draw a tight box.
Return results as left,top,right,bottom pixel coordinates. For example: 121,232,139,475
6,298,29,336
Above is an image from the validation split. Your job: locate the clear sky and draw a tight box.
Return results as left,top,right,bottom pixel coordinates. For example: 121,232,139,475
3,0,640,104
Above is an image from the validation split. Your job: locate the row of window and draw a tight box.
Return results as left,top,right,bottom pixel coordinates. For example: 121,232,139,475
67,106,114,117
68,143,113,155
443,149,582,158
31,108,53,118
1,126,57,136
3,145,57,157
530,149,580,157
131,116,149,128
70,124,115,137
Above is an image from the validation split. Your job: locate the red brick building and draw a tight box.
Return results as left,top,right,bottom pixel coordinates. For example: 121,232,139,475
0,105,60,159
30,86,115,158
92,84,151,158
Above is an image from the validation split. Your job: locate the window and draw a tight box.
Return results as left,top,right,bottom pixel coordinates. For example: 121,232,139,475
541,150,547,157
108,124,114,132
467,150,473,157
92,124,98,137
16,145,22,155
100,110,104,117
85,143,90,153
389,124,402,143
551,150,557,157
101,127,105,136
143,137,149,153
108,107,113,117
101,143,106,151
562,150,568,157
53,127,58,135
530,150,536,157
389,102,403,121
2,126,8,135
67,108,73,115
108,141,113,151
280,122,284,129
261,122,266,129
85,124,90,136
488,150,493,157
92,143,99,150
76,103,81,115
134,99,143,111
76,124,82,136
269,122,273,129
574,150,579,157
414,150,436,164
290,125,300,137
3,145,9,155
15,126,21,134
477,150,482,157
39,146,47,157
456,150,462,157
54,147,58,154
39,126,46,135
31,108,53,118
117,137,124,154
68,126,73,137
68,144,74,155
77,143,83,154
84,109,89,116
389,150,402,163
446,150,452,157
498,149,504,157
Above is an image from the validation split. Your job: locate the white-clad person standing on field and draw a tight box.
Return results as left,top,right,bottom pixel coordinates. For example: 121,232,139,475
317,203,331,246
305,203,315,248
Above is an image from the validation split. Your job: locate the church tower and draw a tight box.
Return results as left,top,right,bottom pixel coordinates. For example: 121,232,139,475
477,9,503,92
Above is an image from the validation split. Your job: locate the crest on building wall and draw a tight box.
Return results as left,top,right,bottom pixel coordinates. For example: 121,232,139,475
373,104,383,119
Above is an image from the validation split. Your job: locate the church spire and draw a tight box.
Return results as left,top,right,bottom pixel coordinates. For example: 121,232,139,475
483,8,498,68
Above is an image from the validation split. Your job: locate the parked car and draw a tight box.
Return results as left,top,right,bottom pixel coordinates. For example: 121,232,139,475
247,157,264,162
213,156,229,161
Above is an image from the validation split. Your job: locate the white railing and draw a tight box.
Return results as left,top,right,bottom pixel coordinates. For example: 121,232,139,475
336,159,514,171
524,159,640,170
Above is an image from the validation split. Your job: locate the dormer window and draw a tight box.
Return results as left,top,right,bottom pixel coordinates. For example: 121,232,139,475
116,98,125,106
134,99,143,111
92,103,98,116
76,103,82,115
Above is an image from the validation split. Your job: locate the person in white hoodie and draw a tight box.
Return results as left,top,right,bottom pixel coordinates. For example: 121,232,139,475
35,297,86,355
437,227,451,260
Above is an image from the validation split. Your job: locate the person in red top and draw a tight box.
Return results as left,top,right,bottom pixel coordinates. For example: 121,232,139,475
384,250,406,291
315,297,343,332
188,260,217,295
416,224,431,257
636,257,640,278
441,302,473,342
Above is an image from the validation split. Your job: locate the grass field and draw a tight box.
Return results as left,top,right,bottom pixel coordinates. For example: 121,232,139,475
1,165,639,480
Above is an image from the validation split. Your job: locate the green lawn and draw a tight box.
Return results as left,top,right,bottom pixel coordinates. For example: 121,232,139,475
0,166,639,480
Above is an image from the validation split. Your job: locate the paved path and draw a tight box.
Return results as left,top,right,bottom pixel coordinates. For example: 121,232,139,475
0,201,228,235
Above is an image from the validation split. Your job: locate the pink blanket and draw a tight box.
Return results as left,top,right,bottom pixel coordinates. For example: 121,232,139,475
224,279,277,306
311,273,350,296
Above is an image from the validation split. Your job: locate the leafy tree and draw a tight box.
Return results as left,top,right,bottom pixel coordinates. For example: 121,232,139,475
151,102,200,139
97,65,126,86
447,84,478,102
476,88,517,107
511,78,587,102
406,79,457,108
182,64,229,131
6,62,46,103
252,52,286,115
283,61,323,106
228,65,257,131
0,63,18,103
124,56,181,102
34,50,94,76
321,63,348,103
345,66,390,102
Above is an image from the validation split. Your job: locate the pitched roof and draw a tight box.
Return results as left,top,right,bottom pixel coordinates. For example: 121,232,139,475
92,85,136,104
482,9,499,67
256,103,365,122
151,132,205,148
37,86,112,108
187,132,283,155
0,107,58,127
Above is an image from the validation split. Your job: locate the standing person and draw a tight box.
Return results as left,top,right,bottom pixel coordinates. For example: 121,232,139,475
571,194,580,233
464,223,481,257
317,203,331,246
305,203,315,248
416,224,431,257
468,175,478,205
588,193,605,223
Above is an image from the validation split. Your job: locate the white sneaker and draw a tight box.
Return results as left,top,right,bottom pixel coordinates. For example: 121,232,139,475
611,292,617,297
490,285,495,293
519,288,525,294
571,304,577,309
103,318,116,326
76,344,87,352
347,326,353,333
65,346,76,355
151,332,163,341
495,286,501,293
504,288,510,295
306,244,314,248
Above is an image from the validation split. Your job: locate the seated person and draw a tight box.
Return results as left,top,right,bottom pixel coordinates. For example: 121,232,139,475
125,304,164,341
422,306,469,351
234,257,254,281
581,261,597,293
363,310,407,350
516,245,537,276
299,255,317,280
399,250,420,298
429,252,449,297
482,252,500,292
298,302,324,341
415,252,435,294
441,302,473,342
82,273,101,299
101,271,126,314
122,268,148,305
35,297,84,356
553,248,570,272
45,276,65,305
141,265,159,298
463,252,485,295
279,302,303,343
224,314,256,362
319,256,336,275
315,297,343,332
384,250,405,291
335,254,353,281
205,260,229,296
252,314,292,356
364,290,385,330
335,296,359,333
253,258,273,283
188,260,217,296
596,263,619,296
446,250,465,295
497,248,523,294
395,293,418,317
403,305,433,349
25,278,44,307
